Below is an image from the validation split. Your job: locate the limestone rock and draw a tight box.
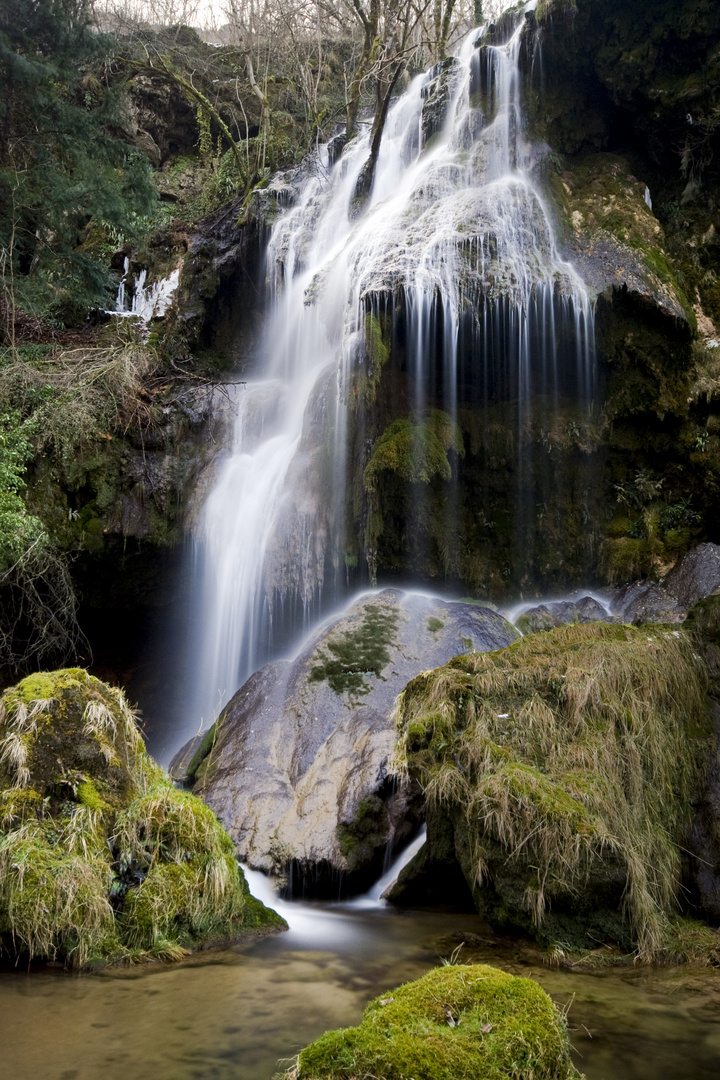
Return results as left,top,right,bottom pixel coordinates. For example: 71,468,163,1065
420,57,462,148
662,543,720,611
173,589,517,887
515,595,613,634
611,580,686,625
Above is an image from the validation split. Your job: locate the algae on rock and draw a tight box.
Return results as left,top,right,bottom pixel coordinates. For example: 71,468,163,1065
283,963,581,1080
393,623,712,960
0,668,285,967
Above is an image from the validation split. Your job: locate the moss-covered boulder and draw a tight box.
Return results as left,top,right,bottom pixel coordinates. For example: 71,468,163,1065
0,668,285,967
284,963,581,1080
392,623,714,960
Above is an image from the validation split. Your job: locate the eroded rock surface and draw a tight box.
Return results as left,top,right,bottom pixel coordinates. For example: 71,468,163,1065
171,589,517,890
514,543,720,634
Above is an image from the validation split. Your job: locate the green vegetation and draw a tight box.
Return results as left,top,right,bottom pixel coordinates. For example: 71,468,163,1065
394,623,712,960
308,602,400,698
283,964,581,1080
0,0,156,328
364,411,464,493
427,616,445,632
0,668,285,967
0,408,81,676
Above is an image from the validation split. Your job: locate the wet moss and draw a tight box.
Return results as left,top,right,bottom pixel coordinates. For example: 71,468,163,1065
308,602,400,697
364,411,463,492
0,669,285,967
286,964,581,1080
394,623,713,959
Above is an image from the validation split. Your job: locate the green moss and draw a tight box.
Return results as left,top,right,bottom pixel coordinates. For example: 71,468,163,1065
394,623,712,960
308,602,400,697
184,720,220,785
288,964,580,1080
337,793,390,873
364,411,464,492
362,311,390,405
77,779,111,813
427,616,445,632
0,669,286,967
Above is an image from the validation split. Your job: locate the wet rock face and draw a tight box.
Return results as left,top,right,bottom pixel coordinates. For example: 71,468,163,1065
515,595,613,635
513,544,720,634
171,589,517,893
420,57,461,148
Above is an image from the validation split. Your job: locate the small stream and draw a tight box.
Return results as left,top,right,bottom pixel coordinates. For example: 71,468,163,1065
2,865,719,1080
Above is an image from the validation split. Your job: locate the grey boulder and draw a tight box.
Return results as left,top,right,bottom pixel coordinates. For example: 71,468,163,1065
171,588,517,887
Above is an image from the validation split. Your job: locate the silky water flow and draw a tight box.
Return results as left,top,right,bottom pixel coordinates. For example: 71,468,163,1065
183,6,595,743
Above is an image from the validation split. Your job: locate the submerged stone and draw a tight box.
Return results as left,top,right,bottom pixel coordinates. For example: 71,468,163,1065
285,963,582,1080
0,669,285,968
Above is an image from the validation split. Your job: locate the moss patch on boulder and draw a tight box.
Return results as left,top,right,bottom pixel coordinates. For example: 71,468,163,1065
393,623,713,960
284,963,581,1080
308,602,400,698
0,668,285,968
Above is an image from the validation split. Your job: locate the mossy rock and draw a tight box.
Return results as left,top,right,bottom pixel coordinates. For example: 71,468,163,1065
0,669,286,968
285,964,581,1080
394,623,715,960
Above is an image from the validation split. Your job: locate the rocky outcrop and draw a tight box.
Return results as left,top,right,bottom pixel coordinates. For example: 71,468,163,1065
420,57,462,148
513,543,720,633
514,595,613,635
0,669,284,967
171,589,517,893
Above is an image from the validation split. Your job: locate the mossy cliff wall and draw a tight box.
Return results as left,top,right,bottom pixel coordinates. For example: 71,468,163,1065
338,0,720,598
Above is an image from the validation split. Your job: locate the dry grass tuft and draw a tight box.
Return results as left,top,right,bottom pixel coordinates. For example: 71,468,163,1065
0,668,281,967
394,623,712,960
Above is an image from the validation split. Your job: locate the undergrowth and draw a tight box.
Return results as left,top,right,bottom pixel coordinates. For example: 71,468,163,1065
394,623,712,961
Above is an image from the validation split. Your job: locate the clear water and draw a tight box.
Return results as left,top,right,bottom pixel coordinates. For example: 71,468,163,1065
1,903,718,1080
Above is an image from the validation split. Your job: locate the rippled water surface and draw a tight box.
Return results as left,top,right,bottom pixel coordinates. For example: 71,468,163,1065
2,900,719,1080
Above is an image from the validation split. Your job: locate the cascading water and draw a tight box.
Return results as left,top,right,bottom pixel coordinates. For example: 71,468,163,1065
186,3,596,737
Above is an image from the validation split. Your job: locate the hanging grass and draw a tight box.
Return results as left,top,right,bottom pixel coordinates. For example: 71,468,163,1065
394,623,712,960
0,668,285,967
282,963,581,1080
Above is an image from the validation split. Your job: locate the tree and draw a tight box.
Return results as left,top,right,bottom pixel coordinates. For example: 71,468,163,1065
0,0,156,331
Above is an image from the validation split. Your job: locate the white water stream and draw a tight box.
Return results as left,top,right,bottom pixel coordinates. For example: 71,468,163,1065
185,4,595,736
242,827,427,941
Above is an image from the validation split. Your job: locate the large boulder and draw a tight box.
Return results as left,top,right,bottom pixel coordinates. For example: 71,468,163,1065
390,623,715,960
171,589,517,892
0,669,284,967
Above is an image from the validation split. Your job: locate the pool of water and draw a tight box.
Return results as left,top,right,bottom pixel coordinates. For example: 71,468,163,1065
2,889,719,1080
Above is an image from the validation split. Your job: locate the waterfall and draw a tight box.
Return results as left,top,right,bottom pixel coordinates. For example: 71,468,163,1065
185,4,596,737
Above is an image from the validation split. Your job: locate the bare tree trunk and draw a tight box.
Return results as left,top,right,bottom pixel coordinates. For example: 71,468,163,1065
346,0,380,140
353,61,404,206
127,56,246,176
